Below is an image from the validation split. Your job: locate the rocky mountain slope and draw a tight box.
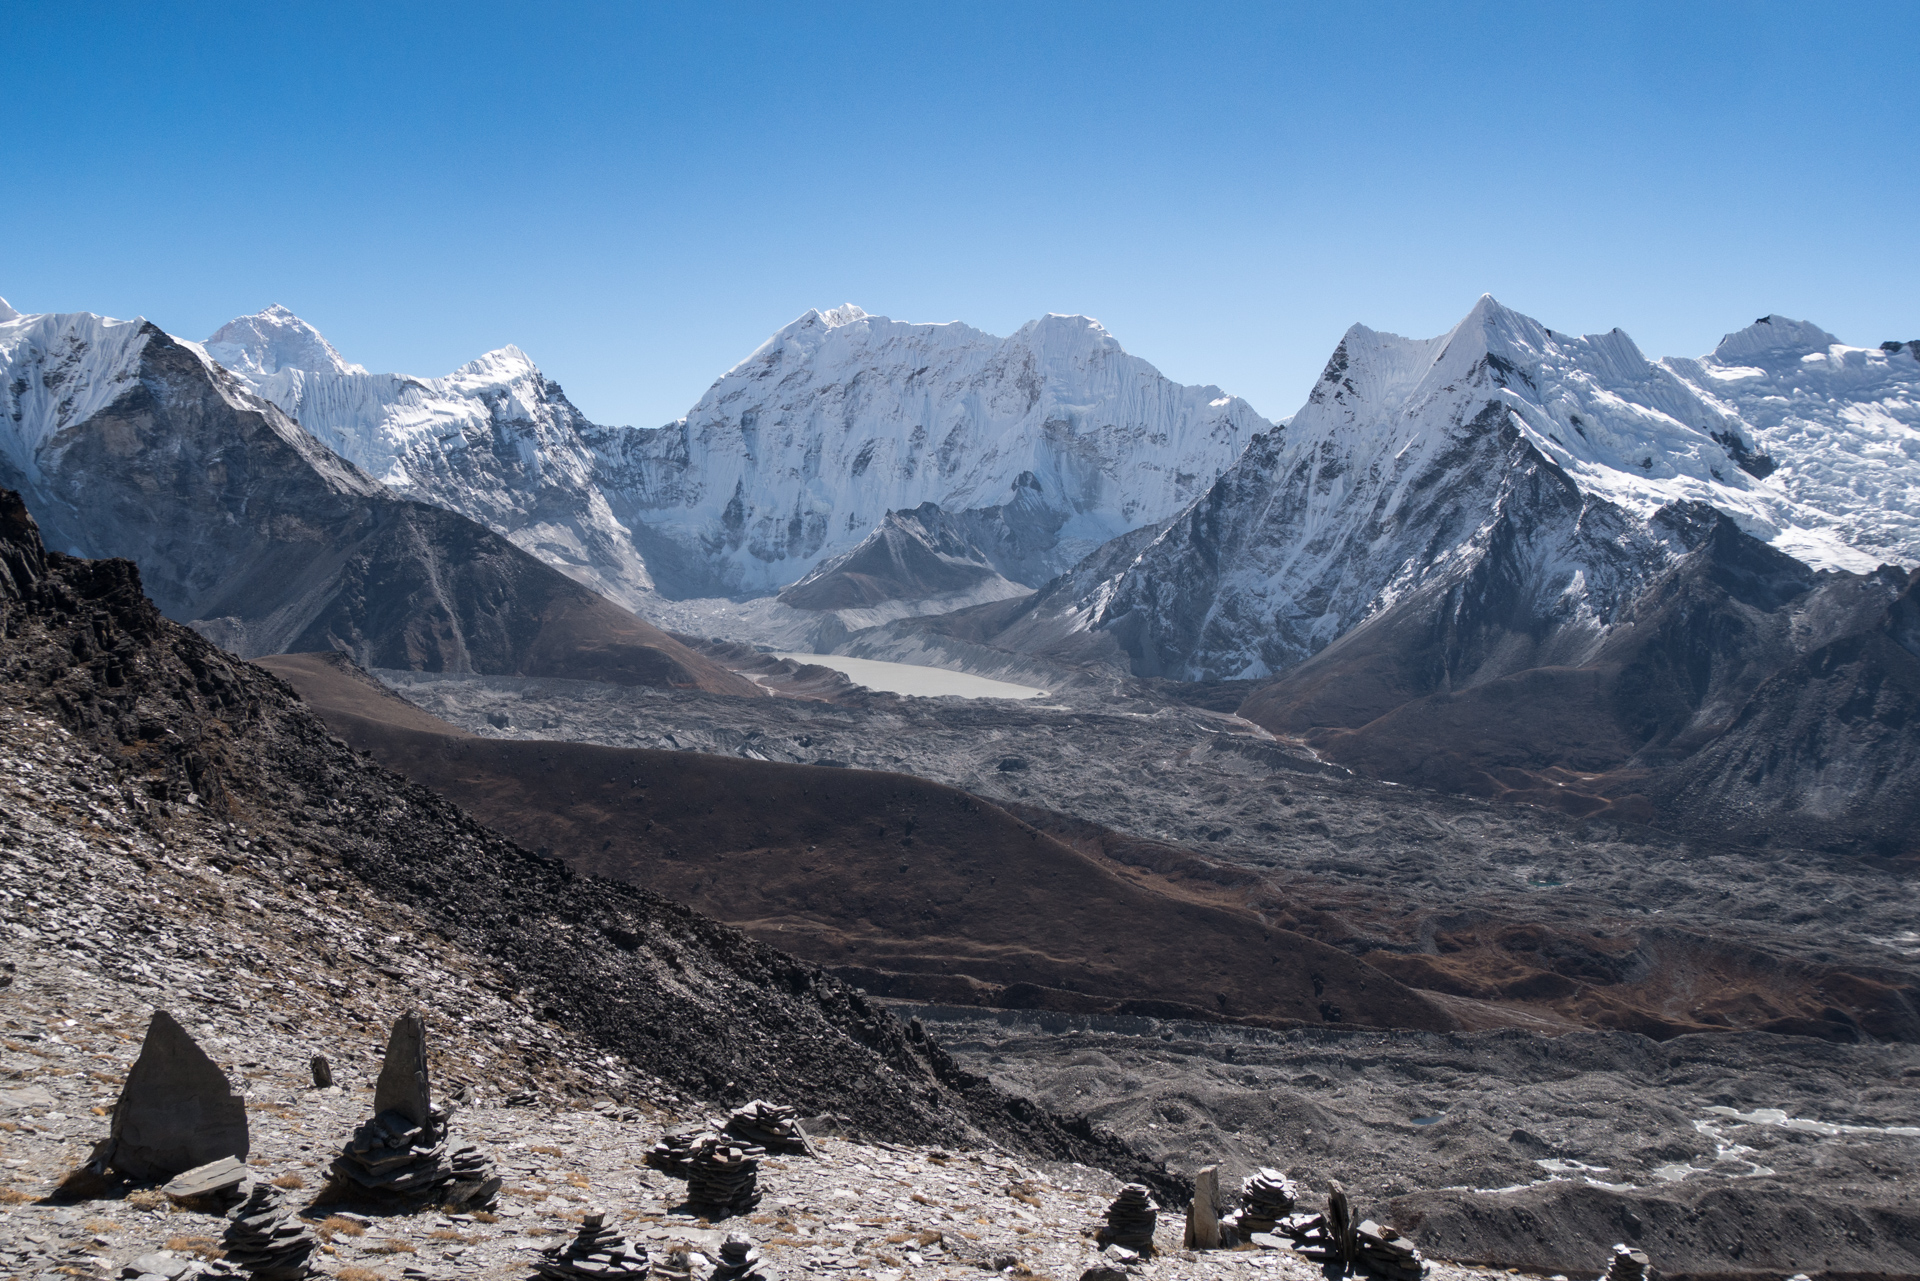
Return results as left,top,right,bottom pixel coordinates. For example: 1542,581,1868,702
0,303,751,693
0,484,1163,1175
206,303,1270,603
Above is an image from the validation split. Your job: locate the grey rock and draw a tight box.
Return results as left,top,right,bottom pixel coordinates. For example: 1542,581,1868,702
1183,1164,1220,1250
103,1010,249,1181
308,1055,331,1089
372,1009,430,1125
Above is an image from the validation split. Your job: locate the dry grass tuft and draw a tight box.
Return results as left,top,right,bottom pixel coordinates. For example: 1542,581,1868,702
428,1229,472,1243
320,1215,366,1239
125,1188,167,1210
470,1210,499,1224
565,1172,590,1188
372,1238,416,1255
336,1268,386,1281
0,1188,34,1205
85,1219,121,1233
164,1235,224,1259
530,1145,563,1157
270,1172,306,1190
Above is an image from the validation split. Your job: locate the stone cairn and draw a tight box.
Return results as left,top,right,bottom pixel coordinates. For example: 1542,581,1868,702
1602,1244,1652,1281
1095,1184,1159,1253
1230,1167,1297,1236
724,1100,813,1155
643,1129,708,1177
212,1184,320,1279
1257,1182,1423,1281
329,1009,500,1208
686,1136,764,1218
712,1231,777,1281
533,1207,650,1280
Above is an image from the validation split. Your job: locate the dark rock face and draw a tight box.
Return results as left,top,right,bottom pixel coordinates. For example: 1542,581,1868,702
779,503,1016,609
1,327,752,695
0,487,1173,1192
102,1010,249,1181
372,1010,432,1125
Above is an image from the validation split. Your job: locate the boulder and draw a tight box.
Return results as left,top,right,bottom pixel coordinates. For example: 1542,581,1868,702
371,1009,430,1124
102,1011,248,1181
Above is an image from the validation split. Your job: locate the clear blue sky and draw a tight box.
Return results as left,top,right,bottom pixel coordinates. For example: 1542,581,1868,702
4,2,1915,427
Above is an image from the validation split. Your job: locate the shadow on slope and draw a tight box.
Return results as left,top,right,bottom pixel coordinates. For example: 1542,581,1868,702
258,653,1458,1035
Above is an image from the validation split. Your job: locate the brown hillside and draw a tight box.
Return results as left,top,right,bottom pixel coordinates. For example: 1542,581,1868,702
259,653,1457,1033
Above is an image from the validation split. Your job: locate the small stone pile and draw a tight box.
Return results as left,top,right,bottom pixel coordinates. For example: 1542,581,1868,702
651,1245,694,1281
685,1136,763,1218
1096,1184,1159,1253
643,1129,709,1177
1237,1167,1297,1232
1256,1184,1423,1280
1603,1244,1652,1281
1351,1218,1424,1281
214,1184,319,1279
724,1100,812,1155
328,1010,500,1208
532,1208,650,1280
711,1231,776,1281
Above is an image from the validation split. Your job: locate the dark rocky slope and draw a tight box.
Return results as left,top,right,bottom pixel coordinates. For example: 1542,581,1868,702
1,323,752,695
0,487,1169,1188
256,651,1457,1034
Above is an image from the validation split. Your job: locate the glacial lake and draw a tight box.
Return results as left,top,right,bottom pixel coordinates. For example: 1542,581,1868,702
775,653,1047,700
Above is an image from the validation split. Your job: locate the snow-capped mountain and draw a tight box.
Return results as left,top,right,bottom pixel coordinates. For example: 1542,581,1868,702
584,305,1271,597
1045,296,1917,682
205,304,1270,607
205,307,657,612
0,298,749,691
1662,315,1920,568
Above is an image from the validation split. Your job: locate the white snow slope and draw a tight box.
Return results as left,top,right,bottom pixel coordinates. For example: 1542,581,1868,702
1663,316,1920,569
589,306,1271,597
204,306,656,611
203,303,1269,606
1067,296,1920,680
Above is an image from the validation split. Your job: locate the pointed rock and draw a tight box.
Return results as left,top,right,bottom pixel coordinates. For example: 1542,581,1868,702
372,1008,431,1125
1184,1164,1221,1250
104,1010,249,1181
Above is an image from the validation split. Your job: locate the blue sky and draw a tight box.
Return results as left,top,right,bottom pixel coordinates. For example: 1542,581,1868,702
4,2,1915,427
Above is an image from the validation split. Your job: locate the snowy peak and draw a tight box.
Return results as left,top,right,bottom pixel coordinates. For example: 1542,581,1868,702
0,297,19,323
204,305,366,379
1711,314,1842,362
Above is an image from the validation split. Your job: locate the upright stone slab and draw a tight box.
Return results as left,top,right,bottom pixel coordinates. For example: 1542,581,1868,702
372,1009,430,1124
1185,1164,1222,1250
105,1010,249,1181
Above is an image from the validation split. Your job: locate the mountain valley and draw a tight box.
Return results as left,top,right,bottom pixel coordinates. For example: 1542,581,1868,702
2,282,1918,1281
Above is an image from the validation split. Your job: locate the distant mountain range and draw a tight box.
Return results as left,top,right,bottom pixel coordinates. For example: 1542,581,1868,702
204,302,1269,605
4,289,1916,849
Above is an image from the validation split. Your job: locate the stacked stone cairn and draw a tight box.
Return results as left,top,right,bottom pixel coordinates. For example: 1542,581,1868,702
724,1100,813,1155
329,1009,500,1208
533,1208,650,1280
1602,1244,1652,1281
1096,1184,1159,1253
1253,1181,1423,1280
686,1136,764,1218
1233,1167,1298,1235
212,1184,320,1279
712,1231,777,1281
643,1129,709,1177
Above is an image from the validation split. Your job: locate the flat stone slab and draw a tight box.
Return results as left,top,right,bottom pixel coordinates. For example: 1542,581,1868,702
162,1154,250,1199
